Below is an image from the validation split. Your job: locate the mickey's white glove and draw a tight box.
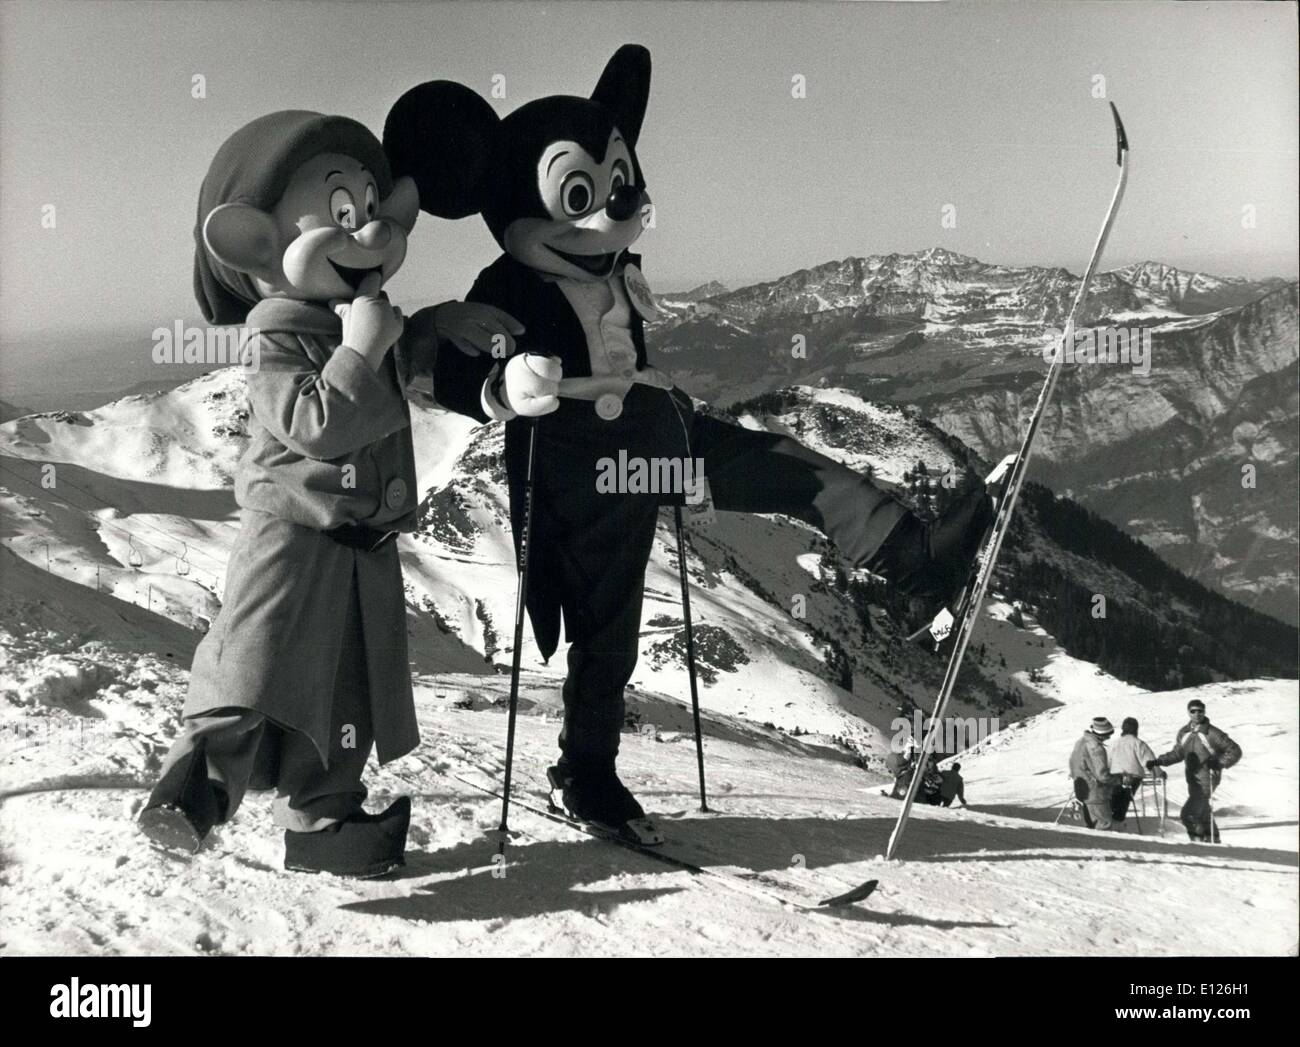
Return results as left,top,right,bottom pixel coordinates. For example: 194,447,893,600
500,354,562,417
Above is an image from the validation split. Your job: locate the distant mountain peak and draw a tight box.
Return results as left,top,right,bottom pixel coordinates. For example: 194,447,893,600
915,246,980,265
666,280,729,302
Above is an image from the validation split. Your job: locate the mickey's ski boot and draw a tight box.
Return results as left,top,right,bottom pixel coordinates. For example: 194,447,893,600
546,759,665,846
873,454,1016,649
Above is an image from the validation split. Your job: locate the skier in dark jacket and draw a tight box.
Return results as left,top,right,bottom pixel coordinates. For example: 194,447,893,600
939,763,967,807
1147,699,1242,843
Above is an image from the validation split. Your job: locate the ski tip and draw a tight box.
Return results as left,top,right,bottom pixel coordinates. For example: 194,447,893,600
1108,102,1129,164
818,878,880,908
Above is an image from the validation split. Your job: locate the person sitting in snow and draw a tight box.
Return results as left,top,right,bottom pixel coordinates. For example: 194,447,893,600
1068,717,1120,831
1147,699,1242,843
918,753,945,805
939,762,967,808
137,111,520,877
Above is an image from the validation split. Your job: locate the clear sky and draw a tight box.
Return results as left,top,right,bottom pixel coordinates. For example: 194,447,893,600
1,0,1295,340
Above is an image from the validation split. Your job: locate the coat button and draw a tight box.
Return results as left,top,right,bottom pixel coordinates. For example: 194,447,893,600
384,477,408,510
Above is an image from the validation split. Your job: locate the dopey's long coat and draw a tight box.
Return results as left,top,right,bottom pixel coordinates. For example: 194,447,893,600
184,297,430,765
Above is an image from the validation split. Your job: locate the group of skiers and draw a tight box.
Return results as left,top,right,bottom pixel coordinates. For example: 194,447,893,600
1068,698,1242,841
887,741,967,808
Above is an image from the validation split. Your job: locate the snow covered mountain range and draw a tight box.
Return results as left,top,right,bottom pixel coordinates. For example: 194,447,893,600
647,251,1298,624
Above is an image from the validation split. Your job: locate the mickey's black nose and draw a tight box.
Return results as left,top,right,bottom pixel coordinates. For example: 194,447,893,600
604,183,641,222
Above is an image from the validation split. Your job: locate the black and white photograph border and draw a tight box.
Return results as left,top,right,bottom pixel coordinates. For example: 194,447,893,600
0,0,1296,980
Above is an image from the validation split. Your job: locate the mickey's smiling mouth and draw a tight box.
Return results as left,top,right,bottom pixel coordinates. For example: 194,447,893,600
328,260,384,290
547,246,618,277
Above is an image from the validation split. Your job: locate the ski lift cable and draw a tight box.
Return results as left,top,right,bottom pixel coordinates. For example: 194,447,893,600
0,461,222,586
0,459,225,576
0,458,231,572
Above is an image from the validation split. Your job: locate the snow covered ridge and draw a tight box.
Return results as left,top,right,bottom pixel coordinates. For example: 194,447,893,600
650,250,1290,329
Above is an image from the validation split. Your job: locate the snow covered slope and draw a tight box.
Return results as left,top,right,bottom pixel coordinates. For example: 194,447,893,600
0,372,1096,768
2,624,1294,956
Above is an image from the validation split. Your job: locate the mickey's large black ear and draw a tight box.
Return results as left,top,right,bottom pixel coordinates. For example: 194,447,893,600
383,81,501,219
591,44,651,147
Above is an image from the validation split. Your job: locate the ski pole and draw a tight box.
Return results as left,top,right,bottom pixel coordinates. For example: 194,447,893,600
1158,773,1167,836
1208,773,1218,844
885,103,1129,861
496,419,539,856
674,504,708,812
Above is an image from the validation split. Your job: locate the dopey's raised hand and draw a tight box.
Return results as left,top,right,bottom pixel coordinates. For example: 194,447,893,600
333,273,404,371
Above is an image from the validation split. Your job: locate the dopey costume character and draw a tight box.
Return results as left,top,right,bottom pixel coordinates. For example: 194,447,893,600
382,47,991,841
138,111,521,877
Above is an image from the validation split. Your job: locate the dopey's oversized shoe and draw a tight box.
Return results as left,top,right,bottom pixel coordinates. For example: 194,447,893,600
138,743,224,855
283,796,411,879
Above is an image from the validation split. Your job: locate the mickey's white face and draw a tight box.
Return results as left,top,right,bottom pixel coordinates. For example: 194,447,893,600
503,130,650,282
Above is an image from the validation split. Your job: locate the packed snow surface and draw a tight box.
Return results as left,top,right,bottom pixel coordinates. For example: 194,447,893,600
2,614,1294,955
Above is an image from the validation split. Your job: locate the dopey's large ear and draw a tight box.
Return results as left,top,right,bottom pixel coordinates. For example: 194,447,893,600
203,203,281,279
383,81,501,219
591,44,651,147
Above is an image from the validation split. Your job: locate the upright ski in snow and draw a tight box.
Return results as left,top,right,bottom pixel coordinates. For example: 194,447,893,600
885,103,1131,861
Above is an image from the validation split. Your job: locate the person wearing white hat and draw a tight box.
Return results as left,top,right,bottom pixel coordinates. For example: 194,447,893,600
1068,717,1120,830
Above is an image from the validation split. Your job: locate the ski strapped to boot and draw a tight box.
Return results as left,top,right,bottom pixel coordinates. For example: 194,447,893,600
545,764,666,846
905,453,1018,648
885,102,1130,862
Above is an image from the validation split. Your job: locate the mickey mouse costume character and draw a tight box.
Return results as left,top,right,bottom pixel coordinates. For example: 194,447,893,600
384,46,991,841
138,110,520,876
